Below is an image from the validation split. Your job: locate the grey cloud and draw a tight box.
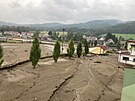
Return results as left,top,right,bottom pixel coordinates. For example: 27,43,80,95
0,0,135,24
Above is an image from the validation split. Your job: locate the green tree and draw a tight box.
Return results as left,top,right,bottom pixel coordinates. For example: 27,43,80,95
94,40,97,46
48,31,53,36
125,41,128,50
74,33,83,42
34,30,40,37
66,31,74,41
53,40,60,62
0,44,4,67
77,42,82,58
105,32,114,42
89,40,91,46
91,41,94,46
116,40,121,50
84,39,89,55
17,26,21,34
119,36,125,41
114,37,118,44
67,38,75,59
30,37,41,69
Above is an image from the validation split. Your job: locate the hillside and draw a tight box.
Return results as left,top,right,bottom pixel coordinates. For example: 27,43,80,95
1,20,135,35
0,19,123,30
65,19,123,29
101,21,135,34
0,21,18,26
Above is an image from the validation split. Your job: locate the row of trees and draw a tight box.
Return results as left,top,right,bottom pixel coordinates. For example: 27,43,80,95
0,26,33,34
29,37,89,68
53,38,89,62
0,36,89,68
48,31,84,42
30,32,129,68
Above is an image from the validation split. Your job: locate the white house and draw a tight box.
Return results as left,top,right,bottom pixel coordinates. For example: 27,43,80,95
0,37,7,42
118,40,135,66
106,38,114,44
4,31,21,38
98,37,105,45
83,35,97,42
20,32,33,39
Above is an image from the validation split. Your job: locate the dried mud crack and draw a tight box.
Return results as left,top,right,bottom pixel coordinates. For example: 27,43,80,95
15,81,36,100
5,68,41,101
47,74,75,101
0,55,123,101
92,58,122,101
48,60,82,101
15,69,40,100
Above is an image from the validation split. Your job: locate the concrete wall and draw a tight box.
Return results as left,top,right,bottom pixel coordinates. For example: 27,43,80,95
127,42,135,50
131,46,135,55
118,54,135,65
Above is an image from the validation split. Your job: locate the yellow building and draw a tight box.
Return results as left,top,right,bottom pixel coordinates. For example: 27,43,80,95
90,46,108,54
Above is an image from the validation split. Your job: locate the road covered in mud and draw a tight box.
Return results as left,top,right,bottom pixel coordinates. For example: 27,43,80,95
0,55,124,101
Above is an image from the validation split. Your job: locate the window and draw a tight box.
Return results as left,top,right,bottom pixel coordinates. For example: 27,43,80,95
133,58,135,62
123,57,129,61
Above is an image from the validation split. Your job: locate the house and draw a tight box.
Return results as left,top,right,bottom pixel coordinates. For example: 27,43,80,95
40,34,49,41
118,40,135,66
127,40,135,50
120,41,126,49
89,45,108,54
0,37,7,42
20,32,33,39
98,37,105,45
83,35,97,42
4,31,21,38
0,32,3,36
106,38,114,44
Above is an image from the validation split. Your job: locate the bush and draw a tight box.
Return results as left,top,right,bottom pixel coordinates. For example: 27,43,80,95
30,37,41,69
116,40,121,49
0,44,4,67
84,39,89,55
67,38,75,59
77,42,82,58
53,40,60,62
106,50,114,54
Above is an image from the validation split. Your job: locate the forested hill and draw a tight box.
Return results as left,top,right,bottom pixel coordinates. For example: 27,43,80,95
1,20,135,34
99,21,135,34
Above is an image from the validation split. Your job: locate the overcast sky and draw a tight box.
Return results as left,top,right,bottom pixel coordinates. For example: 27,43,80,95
0,0,135,24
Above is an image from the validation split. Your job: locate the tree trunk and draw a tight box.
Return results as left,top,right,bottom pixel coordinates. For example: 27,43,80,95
33,65,36,69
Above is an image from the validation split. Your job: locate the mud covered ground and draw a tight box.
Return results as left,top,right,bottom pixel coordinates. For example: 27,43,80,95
1,43,54,66
0,54,124,101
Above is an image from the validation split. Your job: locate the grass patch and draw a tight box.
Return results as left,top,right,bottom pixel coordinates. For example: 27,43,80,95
99,33,135,40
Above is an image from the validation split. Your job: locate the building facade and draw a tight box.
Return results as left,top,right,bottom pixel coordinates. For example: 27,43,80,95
118,40,135,66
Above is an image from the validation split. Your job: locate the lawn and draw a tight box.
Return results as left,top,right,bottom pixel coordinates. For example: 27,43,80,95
100,33,135,40
122,68,135,87
120,68,135,101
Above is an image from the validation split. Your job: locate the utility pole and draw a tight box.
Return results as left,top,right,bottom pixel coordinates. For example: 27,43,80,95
62,28,65,53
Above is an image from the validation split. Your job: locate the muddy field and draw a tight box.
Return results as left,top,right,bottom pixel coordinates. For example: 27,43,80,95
0,45,124,101
1,43,54,66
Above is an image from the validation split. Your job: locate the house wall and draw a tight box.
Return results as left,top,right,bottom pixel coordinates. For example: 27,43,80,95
0,37,7,42
127,42,135,50
118,54,135,65
131,46,135,55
